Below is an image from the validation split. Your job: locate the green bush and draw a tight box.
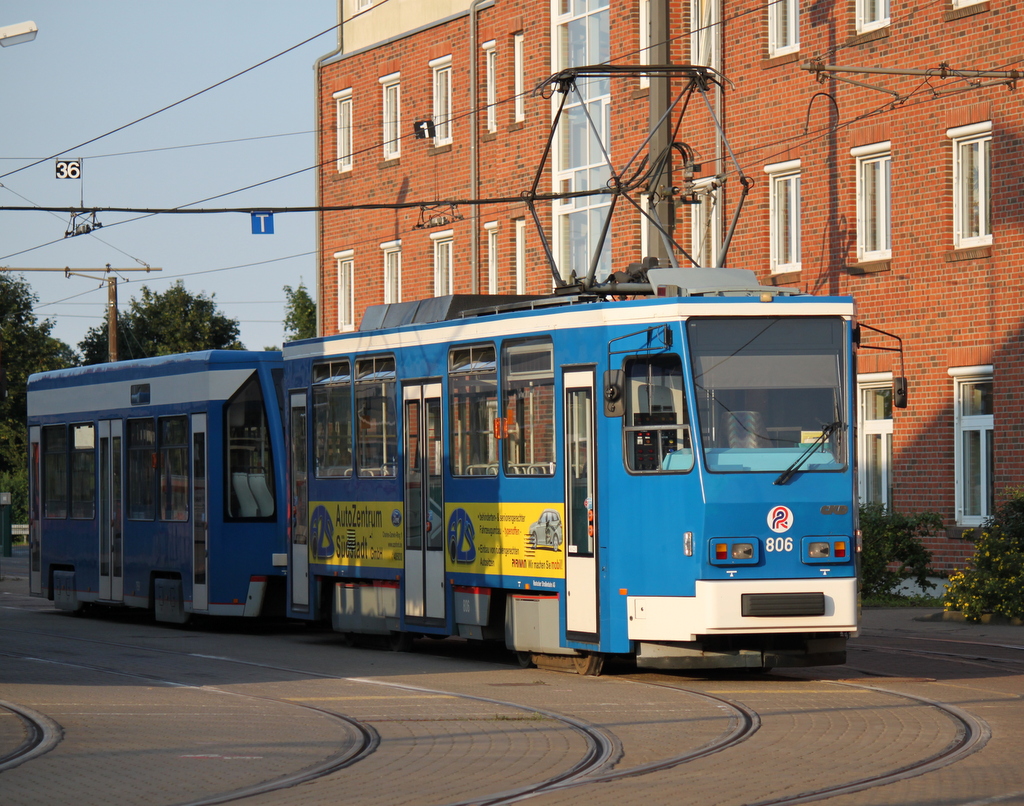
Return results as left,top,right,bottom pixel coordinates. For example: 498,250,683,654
943,490,1024,621
859,503,940,599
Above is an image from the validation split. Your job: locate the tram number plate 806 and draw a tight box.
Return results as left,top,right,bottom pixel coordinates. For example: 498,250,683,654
765,537,794,552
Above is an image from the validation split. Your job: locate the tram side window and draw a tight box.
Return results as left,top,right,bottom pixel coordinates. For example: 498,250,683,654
42,425,68,519
624,355,693,473
160,416,188,521
501,339,555,476
355,356,397,478
313,360,353,477
70,423,96,519
225,374,276,519
450,345,498,476
127,419,157,520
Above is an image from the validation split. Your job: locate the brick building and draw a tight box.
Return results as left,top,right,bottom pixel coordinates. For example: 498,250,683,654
315,0,1023,570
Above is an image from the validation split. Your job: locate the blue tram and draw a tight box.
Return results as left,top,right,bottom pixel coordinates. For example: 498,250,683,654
26,351,288,622
283,269,861,673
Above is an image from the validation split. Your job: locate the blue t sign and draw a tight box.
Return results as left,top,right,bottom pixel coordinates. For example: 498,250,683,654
251,211,274,234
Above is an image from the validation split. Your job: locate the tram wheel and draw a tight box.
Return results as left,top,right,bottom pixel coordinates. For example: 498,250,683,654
387,631,414,652
572,653,604,676
516,651,535,669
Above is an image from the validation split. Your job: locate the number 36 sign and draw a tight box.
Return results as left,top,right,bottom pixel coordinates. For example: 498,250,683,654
55,160,81,179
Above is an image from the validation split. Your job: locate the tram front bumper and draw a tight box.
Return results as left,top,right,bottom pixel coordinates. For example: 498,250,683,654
627,577,858,643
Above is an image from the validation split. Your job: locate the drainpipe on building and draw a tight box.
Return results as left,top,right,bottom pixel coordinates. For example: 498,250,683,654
313,1,344,337
468,0,489,295
648,0,674,268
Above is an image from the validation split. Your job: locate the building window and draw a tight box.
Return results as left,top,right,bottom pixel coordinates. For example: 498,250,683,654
381,240,402,303
952,0,985,9
691,0,720,70
853,142,891,261
432,231,454,296
858,376,893,509
336,250,354,331
951,367,994,526
334,88,353,172
554,0,612,284
513,33,525,122
485,221,499,294
431,56,453,146
765,160,801,273
691,177,721,268
380,72,401,161
768,0,799,57
856,0,889,33
483,42,497,133
514,218,526,294
356,0,373,9
948,121,992,249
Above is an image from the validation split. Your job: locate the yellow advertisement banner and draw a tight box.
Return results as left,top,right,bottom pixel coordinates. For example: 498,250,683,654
445,502,565,579
308,500,404,569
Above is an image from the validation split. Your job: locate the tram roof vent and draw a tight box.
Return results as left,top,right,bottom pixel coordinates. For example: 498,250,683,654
647,267,800,297
359,295,547,331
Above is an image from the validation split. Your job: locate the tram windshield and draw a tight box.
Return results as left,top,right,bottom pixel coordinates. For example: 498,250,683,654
687,317,847,474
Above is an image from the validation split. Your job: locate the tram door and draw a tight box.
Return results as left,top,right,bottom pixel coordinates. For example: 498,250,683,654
28,427,41,596
564,370,599,636
98,419,124,602
191,413,208,611
402,382,445,621
289,393,310,610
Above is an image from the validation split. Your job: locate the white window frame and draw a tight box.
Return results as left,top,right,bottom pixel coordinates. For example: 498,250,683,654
514,218,526,294
356,0,373,9
430,56,453,146
768,0,800,57
639,0,651,89
334,89,353,173
853,141,891,262
431,230,454,296
381,240,402,303
952,0,985,10
856,0,889,33
380,72,401,161
765,159,801,273
857,373,894,509
335,250,355,332
950,366,994,526
691,0,721,70
690,177,721,268
485,221,499,293
513,32,525,123
947,121,992,249
483,42,497,133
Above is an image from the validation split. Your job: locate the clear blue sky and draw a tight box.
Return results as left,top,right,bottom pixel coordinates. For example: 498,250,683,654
0,1,338,353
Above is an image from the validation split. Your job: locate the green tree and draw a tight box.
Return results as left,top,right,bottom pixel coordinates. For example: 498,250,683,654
283,282,317,341
0,274,79,521
78,280,244,364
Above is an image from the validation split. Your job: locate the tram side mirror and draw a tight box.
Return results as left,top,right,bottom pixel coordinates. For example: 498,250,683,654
893,377,908,409
604,369,625,417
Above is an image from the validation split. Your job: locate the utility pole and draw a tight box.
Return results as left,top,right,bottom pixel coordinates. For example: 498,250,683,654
0,266,161,362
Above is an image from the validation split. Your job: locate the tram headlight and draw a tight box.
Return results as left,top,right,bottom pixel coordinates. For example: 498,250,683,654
801,536,852,564
731,542,754,560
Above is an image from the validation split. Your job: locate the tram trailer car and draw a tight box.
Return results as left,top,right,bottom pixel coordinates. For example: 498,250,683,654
26,351,288,622
283,272,861,674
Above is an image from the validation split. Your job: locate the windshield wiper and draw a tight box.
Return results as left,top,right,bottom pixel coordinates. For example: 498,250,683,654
773,420,842,486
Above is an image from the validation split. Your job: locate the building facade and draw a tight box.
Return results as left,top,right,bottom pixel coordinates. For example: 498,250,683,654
315,0,1024,570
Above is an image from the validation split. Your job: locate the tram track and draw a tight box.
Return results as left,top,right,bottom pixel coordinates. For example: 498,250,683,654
0,698,63,772
0,618,999,806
